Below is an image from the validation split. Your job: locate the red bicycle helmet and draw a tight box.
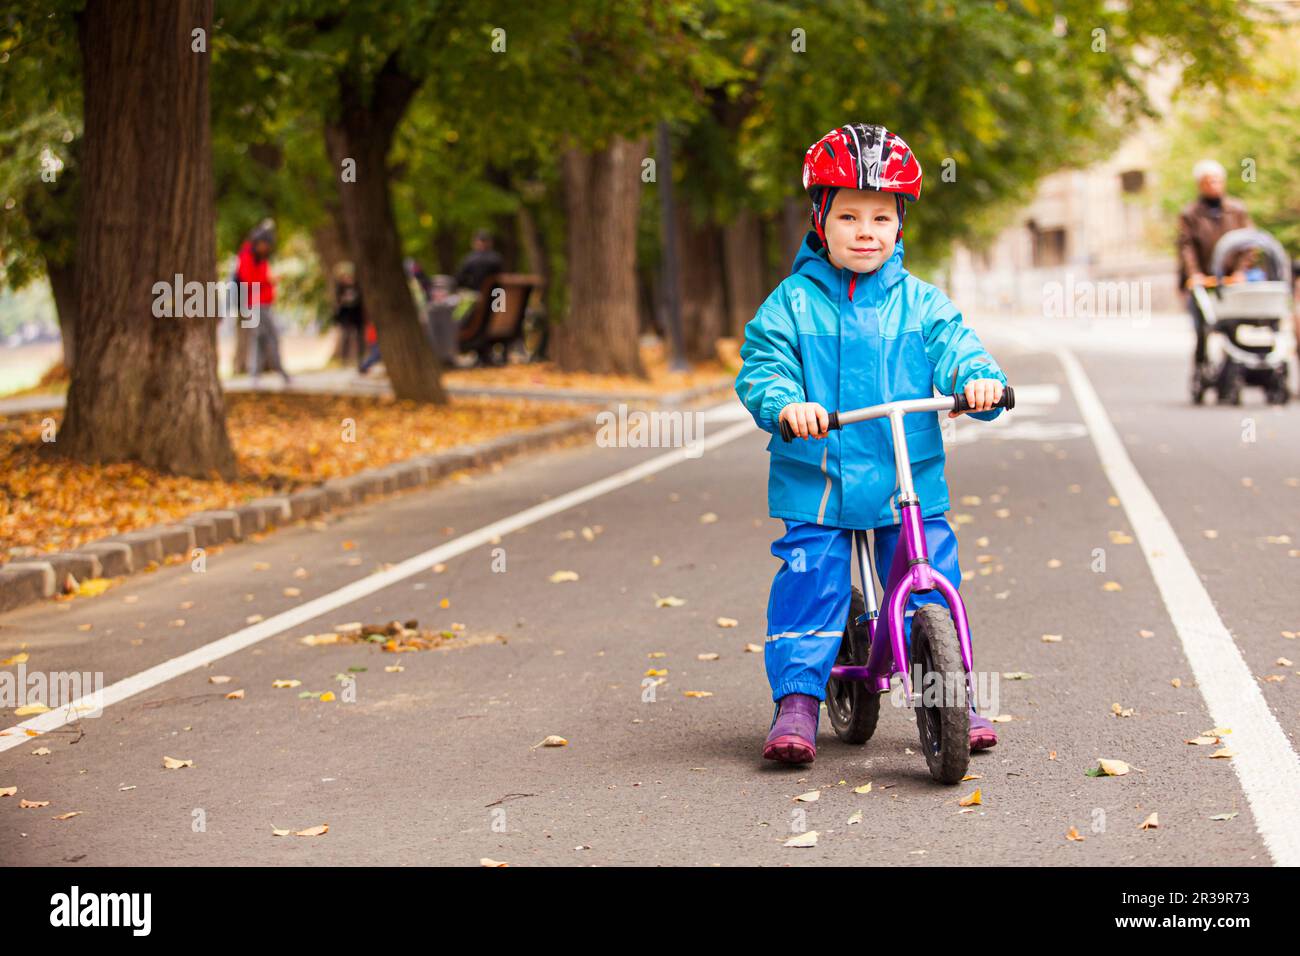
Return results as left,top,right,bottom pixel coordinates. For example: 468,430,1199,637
802,124,922,244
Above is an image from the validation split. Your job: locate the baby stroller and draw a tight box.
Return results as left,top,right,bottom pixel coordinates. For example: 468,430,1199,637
1190,228,1294,405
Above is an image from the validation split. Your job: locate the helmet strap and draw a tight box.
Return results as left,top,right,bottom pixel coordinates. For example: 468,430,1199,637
810,185,840,244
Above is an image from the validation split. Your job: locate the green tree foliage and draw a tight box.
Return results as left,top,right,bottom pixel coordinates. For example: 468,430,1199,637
685,0,1255,266
0,4,81,289
1154,19,1300,254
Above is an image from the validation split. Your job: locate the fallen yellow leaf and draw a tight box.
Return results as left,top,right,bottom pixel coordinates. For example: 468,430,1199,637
76,578,112,598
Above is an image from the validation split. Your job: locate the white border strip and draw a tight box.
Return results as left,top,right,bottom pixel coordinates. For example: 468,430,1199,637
0,415,756,754
1055,344,1300,866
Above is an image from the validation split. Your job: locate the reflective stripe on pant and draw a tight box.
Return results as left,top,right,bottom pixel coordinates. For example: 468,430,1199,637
764,515,963,702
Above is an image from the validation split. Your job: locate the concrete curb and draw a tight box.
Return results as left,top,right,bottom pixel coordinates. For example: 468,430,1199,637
0,380,736,615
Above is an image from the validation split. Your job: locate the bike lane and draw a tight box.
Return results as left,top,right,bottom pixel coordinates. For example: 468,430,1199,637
0,344,1277,865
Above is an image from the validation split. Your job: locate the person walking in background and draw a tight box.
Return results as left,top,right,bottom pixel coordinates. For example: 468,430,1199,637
332,261,365,369
236,218,292,387
1176,160,1252,372
358,318,381,375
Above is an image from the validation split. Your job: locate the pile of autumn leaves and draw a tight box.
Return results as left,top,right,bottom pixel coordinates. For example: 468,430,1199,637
0,392,590,563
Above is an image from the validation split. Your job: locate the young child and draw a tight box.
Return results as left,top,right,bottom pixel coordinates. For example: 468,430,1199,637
734,124,1007,765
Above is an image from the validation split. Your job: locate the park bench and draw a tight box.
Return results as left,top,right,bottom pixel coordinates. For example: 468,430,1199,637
453,272,547,365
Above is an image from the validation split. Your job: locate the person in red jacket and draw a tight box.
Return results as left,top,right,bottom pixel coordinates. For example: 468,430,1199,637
235,219,291,386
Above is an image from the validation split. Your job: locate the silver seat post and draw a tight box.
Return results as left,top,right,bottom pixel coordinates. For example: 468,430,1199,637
854,529,879,621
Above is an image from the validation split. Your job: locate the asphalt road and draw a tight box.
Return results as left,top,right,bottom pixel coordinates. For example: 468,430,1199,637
2,314,1297,866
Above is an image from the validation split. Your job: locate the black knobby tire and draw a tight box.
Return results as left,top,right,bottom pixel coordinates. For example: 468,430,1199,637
825,587,881,745
910,604,970,784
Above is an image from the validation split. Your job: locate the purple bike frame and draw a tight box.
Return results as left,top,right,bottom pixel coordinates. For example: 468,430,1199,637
826,395,977,707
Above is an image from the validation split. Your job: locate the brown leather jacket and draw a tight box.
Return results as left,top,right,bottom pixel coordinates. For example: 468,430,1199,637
1177,195,1252,288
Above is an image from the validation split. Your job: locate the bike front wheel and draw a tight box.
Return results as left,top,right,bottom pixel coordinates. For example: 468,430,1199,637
910,604,970,784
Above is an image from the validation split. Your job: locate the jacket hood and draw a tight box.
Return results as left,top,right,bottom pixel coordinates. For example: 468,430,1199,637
791,230,907,299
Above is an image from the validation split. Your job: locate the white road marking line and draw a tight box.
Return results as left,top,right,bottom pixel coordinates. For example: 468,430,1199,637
0,414,756,754
701,403,751,422
1056,344,1300,867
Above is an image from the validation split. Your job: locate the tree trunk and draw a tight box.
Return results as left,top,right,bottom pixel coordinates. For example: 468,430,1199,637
434,226,459,276
483,165,520,271
55,0,235,480
553,136,647,376
722,209,766,338
312,212,351,360
23,142,80,377
313,207,351,281
518,200,546,281
781,195,809,268
677,213,725,363
46,260,79,374
324,58,445,403
232,316,253,375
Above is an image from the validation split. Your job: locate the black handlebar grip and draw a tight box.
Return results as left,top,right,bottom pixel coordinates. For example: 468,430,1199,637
953,384,1015,414
778,410,842,442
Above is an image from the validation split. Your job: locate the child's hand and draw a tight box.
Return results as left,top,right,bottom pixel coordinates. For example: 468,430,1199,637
779,402,830,439
948,379,1004,418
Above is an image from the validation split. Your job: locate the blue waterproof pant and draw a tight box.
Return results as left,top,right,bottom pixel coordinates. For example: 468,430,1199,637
765,516,963,701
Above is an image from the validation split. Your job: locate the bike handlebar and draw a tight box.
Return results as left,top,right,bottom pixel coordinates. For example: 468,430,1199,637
778,385,1016,442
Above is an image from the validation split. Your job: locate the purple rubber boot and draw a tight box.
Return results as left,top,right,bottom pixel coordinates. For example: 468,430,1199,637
762,693,820,764
969,707,998,750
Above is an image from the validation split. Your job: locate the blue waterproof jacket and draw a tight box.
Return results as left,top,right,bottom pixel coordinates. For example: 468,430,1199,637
735,232,1006,529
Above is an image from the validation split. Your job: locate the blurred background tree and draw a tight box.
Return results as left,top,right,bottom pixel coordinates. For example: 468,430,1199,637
0,0,1271,477
1154,14,1300,255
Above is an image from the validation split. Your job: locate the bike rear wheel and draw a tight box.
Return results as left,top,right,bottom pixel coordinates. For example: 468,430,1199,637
825,587,880,745
910,604,970,784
